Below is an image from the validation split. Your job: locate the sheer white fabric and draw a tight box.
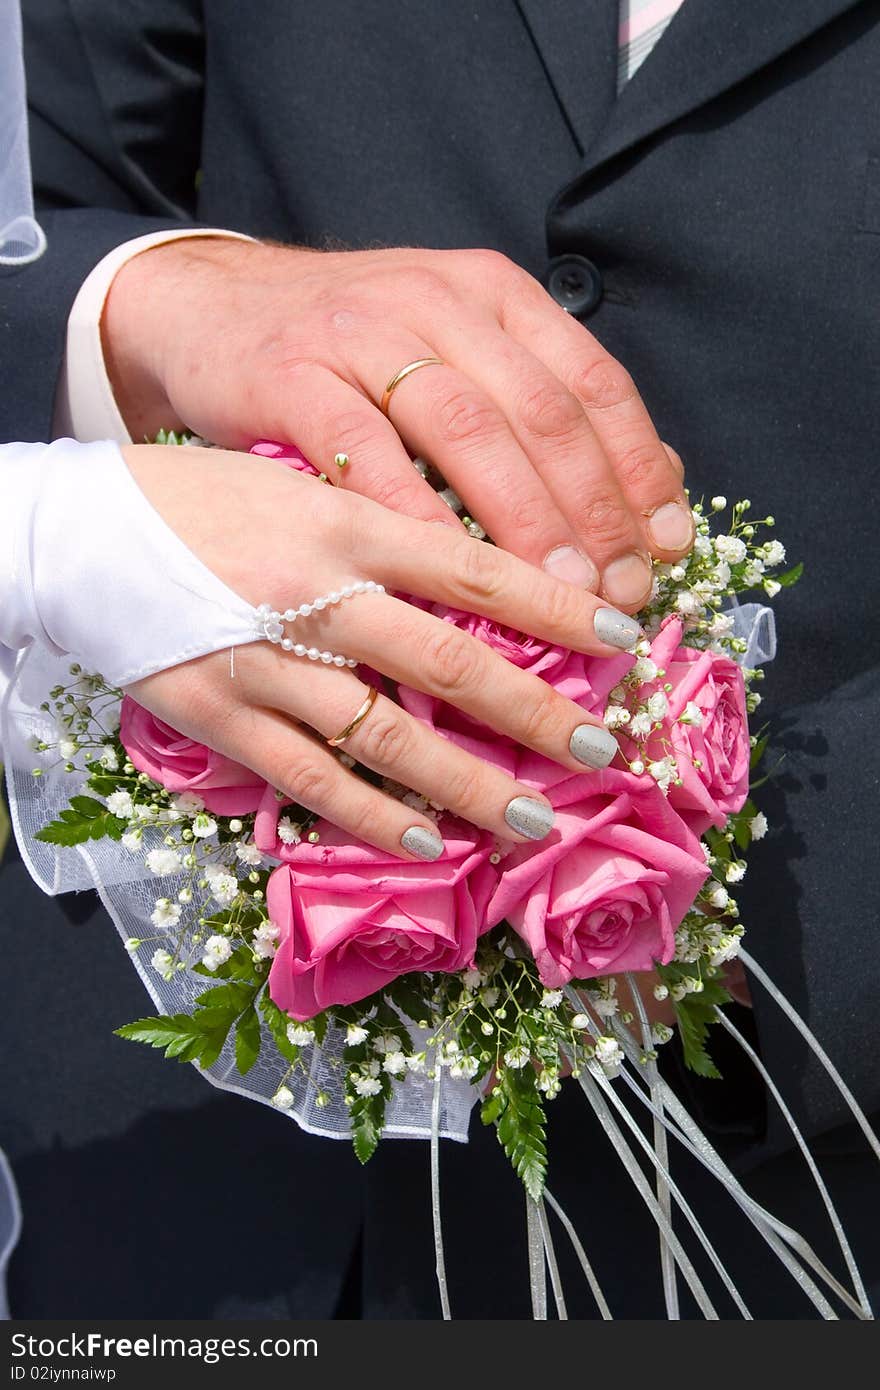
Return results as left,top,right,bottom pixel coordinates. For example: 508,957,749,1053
0,0,45,265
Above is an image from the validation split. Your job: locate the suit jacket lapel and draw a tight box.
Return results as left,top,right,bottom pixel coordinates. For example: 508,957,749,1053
580,0,867,176
516,0,619,155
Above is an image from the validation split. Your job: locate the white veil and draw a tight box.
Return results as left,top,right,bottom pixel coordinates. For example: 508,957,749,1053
0,0,46,265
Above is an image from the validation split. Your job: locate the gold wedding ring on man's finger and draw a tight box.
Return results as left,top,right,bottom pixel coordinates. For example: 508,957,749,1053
379,357,445,416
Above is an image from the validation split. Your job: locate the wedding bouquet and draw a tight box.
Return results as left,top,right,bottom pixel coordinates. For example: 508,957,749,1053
10,442,876,1318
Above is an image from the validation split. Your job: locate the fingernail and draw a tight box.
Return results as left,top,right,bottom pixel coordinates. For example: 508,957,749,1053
570,723,619,769
543,545,599,589
504,796,555,841
647,502,694,552
593,607,641,651
400,826,445,861
601,552,652,607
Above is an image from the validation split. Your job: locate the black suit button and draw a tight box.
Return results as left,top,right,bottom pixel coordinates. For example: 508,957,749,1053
544,255,603,315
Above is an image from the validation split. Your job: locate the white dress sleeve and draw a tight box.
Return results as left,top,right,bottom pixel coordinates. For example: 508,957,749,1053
0,438,262,690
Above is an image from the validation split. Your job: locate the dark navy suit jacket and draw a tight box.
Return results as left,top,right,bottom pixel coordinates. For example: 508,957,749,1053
1,0,878,1316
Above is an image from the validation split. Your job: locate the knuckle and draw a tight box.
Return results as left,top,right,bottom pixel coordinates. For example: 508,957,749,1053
466,247,518,286
539,575,588,633
611,438,665,493
400,265,453,307
573,492,632,545
453,537,506,604
329,410,382,461
517,381,584,443
518,683,566,747
356,710,411,767
574,358,637,412
439,763,482,817
277,755,333,809
422,626,477,700
432,388,504,448
662,440,685,477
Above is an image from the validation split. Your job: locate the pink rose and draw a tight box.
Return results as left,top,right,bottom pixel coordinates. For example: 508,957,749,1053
487,768,708,988
249,439,319,475
119,698,268,816
397,606,613,775
637,619,751,835
267,818,497,1019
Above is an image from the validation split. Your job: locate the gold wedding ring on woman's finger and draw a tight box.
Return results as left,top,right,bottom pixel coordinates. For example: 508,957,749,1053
379,357,445,416
327,686,379,747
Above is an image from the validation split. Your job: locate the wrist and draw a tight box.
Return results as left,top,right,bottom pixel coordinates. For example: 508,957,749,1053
100,236,262,440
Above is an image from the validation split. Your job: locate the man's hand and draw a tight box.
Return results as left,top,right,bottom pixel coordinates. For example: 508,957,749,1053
104,240,693,609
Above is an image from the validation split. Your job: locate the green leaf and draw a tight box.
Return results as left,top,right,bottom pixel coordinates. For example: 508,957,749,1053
258,993,303,1064
351,1102,382,1165
35,806,125,847
68,795,106,818
775,561,803,588
480,1093,504,1126
115,1015,195,1047
674,979,731,1079
193,981,256,1013
496,1069,547,1201
749,734,770,770
235,1005,262,1075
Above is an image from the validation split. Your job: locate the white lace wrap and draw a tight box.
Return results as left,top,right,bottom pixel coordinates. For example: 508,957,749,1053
0,0,46,266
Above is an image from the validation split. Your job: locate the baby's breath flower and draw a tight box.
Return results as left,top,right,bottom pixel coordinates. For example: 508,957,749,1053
570,1013,591,1030
353,1076,383,1097
604,705,631,730
191,812,218,839
503,1045,530,1070
272,1086,294,1110
170,792,205,816
382,1050,407,1075
286,1023,315,1047
106,789,134,819
345,1024,369,1047
150,898,182,930
762,540,786,566
594,1036,624,1072
201,935,233,971
252,922,280,959
706,884,730,910
632,656,658,684
711,496,727,511
726,861,746,883
540,990,563,1009
151,948,175,974
749,812,769,840
277,817,302,846
234,839,264,867
145,848,183,876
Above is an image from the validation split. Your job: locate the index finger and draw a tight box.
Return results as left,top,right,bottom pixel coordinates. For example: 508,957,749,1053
340,490,642,656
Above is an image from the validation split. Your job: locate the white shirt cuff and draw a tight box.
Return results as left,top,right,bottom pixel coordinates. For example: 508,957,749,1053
53,228,254,444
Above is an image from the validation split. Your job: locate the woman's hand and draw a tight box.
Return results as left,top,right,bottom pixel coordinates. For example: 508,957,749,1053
124,445,642,862
104,240,692,610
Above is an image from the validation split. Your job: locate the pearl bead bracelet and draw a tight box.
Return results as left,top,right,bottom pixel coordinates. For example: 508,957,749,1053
255,579,385,668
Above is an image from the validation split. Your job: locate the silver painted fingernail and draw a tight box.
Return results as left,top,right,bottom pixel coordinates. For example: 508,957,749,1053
594,607,641,651
400,826,445,861
570,723,619,769
504,796,555,841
